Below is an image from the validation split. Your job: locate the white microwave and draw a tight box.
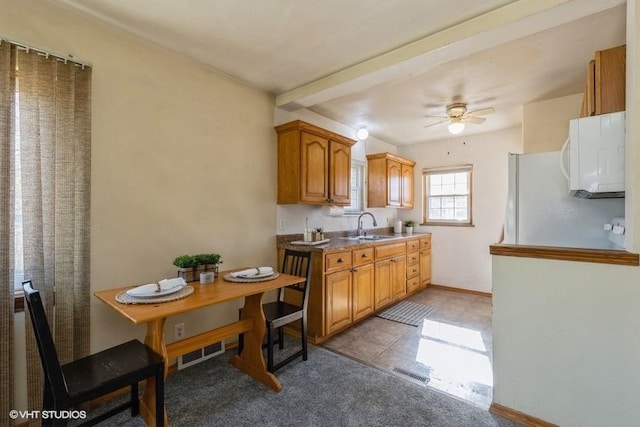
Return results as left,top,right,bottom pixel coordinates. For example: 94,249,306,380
560,111,625,199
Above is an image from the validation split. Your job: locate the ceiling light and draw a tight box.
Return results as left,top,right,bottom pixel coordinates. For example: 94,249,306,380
448,118,465,135
356,126,369,140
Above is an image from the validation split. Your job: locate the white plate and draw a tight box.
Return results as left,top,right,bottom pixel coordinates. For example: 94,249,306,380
236,271,275,279
126,283,185,298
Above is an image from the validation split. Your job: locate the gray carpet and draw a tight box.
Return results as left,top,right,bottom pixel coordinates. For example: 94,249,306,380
83,345,519,427
376,300,435,326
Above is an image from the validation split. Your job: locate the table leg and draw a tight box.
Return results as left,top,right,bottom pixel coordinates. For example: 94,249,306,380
229,292,282,392
140,318,169,426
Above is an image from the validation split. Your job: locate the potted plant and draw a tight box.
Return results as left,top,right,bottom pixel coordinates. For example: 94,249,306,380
195,253,223,277
173,254,199,282
404,220,415,235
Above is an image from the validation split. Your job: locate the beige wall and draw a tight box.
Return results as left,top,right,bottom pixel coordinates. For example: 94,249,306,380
3,0,276,413
521,93,583,153
398,126,523,293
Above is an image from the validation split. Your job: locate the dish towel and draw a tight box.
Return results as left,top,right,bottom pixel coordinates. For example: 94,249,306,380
230,267,274,277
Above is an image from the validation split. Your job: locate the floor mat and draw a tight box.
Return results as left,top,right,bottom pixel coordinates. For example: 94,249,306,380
376,300,435,326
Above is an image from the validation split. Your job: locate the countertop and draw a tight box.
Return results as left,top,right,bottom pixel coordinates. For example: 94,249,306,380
277,232,431,254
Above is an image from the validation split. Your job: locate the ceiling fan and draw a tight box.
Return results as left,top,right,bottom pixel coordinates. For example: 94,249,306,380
424,103,495,134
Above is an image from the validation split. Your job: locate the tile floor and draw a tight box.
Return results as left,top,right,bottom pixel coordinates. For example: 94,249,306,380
322,287,494,408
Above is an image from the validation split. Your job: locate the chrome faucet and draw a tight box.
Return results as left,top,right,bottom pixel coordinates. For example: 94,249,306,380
357,212,378,236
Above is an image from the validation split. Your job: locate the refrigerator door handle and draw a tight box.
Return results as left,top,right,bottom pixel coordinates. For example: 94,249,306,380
560,137,570,182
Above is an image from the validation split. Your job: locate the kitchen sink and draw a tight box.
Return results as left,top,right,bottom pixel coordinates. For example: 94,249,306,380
339,235,401,241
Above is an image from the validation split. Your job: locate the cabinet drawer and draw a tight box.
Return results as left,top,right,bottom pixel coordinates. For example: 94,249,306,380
406,251,419,265
420,237,431,250
407,276,420,293
407,239,420,252
352,247,374,267
325,251,352,272
375,242,406,260
407,263,420,279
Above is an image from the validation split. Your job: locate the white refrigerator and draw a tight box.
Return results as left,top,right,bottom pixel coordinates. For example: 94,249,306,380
504,151,624,249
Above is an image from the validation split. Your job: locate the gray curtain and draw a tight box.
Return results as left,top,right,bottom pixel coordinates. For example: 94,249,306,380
1,43,91,420
0,41,16,424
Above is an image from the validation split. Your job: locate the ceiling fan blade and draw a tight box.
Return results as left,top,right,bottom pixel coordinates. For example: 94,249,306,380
467,107,494,116
424,115,448,119
424,118,449,128
464,116,486,125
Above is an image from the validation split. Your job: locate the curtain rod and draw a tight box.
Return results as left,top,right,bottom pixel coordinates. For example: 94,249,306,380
0,36,91,68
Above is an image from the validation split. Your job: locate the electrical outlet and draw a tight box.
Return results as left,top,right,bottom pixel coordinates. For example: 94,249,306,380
175,323,185,340
279,219,287,230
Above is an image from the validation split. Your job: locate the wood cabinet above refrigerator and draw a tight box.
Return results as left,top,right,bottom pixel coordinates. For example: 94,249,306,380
367,152,416,209
275,120,356,205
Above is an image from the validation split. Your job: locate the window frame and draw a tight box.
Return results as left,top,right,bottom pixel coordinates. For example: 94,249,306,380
422,165,474,227
344,159,366,215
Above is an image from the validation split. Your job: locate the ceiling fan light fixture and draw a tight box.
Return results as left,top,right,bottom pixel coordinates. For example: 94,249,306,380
448,119,465,135
356,126,369,140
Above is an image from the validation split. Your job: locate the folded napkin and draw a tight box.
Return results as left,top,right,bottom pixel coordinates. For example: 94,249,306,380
230,267,274,277
158,277,186,290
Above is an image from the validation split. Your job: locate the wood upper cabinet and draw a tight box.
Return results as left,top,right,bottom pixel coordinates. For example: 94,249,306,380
275,120,356,205
367,153,416,209
580,45,626,118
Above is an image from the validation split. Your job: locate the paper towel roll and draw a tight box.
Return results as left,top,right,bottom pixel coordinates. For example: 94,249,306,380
394,220,403,234
322,205,345,217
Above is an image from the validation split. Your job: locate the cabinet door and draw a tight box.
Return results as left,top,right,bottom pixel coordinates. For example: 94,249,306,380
386,160,402,207
420,249,431,288
301,132,329,203
391,255,406,301
401,164,414,208
325,269,353,334
352,263,374,321
374,260,393,309
329,140,351,205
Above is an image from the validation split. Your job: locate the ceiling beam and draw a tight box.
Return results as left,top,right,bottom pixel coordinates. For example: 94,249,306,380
276,0,625,111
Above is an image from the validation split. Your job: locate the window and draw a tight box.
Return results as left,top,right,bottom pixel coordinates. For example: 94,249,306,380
345,160,365,214
423,165,473,226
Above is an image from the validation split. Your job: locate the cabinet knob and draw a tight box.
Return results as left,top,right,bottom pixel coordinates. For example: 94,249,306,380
337,258,344,263
361,253,367,258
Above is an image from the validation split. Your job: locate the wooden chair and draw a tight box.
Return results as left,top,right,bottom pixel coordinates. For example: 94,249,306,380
239,249,313,372
22,281,165,426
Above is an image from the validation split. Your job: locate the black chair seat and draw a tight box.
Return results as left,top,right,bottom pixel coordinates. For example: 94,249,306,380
262,301,304,328
22,280,165,427
61,340,163,403
238,250,313,372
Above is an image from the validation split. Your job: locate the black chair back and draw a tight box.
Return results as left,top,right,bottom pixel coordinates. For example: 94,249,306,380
22,281,68,400
278,249,313,310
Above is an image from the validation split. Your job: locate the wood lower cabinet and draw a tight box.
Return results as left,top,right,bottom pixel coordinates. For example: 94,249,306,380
276,120,356,205
325,269,353,335
419,236,432,288
352,247,375,321
390,255,407,301
286,234,432,343
374,241,406,308
406,238,421,294
374,259,393,309
352,263,375,321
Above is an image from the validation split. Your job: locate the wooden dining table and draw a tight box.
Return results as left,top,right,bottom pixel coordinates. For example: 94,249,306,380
94,269,306,427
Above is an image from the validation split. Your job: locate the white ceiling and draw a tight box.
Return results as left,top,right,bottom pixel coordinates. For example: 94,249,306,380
52,0,627,145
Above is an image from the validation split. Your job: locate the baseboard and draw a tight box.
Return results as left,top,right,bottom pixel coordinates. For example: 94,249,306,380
429,283,492,297
490,402,557,427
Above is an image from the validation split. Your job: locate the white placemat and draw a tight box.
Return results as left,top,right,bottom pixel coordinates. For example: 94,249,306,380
116,285,194,304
